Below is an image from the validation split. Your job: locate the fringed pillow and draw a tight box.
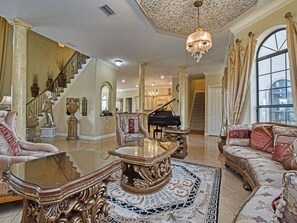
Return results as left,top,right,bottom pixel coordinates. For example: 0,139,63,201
0,123,20,156
273,171,297,222
272,135,297,163
226,124,251,147
250,124,274,153
282,139,297,170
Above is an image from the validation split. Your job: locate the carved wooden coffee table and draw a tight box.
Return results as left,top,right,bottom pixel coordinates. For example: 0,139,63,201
3,150,121,223
109,138,177,194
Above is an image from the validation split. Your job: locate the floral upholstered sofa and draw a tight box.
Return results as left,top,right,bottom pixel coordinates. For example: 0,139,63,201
223,123,297,222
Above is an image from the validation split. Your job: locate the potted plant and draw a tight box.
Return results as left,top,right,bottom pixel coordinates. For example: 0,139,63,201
46,70,54,92
30,73,40,97
56,58,67,88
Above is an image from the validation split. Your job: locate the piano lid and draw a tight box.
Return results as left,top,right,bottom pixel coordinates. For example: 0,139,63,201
148,98,177,116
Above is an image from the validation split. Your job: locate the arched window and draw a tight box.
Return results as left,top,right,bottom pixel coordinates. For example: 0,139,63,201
256,28,295,124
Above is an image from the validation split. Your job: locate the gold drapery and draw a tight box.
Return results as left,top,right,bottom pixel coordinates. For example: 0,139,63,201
227,33,256,125
286,12,297,121
0,17,9,97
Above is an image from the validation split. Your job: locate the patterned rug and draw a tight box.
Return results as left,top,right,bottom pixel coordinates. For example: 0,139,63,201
107,160,221,223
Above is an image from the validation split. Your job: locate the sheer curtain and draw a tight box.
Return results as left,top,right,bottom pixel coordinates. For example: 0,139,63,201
286,12,297,121
0,17,9,96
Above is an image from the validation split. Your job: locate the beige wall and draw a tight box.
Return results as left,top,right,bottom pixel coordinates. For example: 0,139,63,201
117,87,173,114
204,74,223,134
1,23,74,99
234,0,297,124
95,60,117,137
53,59,118,139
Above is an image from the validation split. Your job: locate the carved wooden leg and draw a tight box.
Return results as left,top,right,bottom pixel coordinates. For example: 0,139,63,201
21,180,110,223
121,157,172,194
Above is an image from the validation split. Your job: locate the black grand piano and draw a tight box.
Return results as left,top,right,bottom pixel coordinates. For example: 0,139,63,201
147,98,181,138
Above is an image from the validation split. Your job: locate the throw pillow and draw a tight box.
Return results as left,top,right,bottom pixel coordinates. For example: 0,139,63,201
250,124,274,153
129,119,135,133
282,139,297,170
0,123,20,156
0,133,13,156
273,125,297,137
272,135,296,163
273,171,297,223
226,124,251,147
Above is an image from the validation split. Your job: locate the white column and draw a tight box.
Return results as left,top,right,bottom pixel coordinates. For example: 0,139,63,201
10,18,32,138
178,66,187,130
138,63,146,113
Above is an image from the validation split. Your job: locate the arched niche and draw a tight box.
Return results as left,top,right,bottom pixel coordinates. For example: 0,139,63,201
100,81,113,116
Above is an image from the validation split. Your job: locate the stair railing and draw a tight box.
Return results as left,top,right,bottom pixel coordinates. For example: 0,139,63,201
26,51,89,119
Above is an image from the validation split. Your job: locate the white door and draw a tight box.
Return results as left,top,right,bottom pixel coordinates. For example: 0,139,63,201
208,86,222,136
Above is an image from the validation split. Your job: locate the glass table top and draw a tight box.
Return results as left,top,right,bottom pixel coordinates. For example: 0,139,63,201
110,138,177,159
8,150,119,189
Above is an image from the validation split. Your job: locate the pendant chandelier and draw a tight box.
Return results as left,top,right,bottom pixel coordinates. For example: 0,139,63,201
186,0,212,62
148,82,158,99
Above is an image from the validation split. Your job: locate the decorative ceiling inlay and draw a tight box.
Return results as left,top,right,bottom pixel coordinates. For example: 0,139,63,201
135,0,258,36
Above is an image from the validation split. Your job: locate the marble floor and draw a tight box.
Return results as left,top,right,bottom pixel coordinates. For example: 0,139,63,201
0,134,251,222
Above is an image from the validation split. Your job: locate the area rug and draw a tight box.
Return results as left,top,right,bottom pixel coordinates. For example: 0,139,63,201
107,160,221,223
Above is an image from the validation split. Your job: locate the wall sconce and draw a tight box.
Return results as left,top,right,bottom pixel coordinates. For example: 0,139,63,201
0,96,12,111
58,43,65,48
81,97,87,116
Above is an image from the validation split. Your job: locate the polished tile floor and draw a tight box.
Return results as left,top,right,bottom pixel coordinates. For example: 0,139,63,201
0,134,251,222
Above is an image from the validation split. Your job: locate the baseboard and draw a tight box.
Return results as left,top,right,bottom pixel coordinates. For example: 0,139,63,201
190,130,205,135
56,132,115,141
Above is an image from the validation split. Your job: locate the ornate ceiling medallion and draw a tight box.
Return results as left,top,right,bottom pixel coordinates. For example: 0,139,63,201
135,0,257,36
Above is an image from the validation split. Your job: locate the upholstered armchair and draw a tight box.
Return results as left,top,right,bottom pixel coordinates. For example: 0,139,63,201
0,111,59,203
116,113,150,146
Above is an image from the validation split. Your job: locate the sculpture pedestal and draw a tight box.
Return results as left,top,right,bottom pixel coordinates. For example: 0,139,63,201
26,117,40,142
66,98,79,140
40,127,56,138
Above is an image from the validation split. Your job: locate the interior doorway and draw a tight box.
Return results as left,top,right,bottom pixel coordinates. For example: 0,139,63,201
208,86,222,136
125,98,132,113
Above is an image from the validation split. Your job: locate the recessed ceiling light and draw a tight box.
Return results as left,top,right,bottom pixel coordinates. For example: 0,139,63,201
115,60,122,66
122,79,125,83
161,75,164,79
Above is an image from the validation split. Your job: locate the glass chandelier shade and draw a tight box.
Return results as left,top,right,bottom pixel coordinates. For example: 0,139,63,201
186,0,212,62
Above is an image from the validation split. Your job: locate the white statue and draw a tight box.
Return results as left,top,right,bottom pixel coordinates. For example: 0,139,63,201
42,91,55,127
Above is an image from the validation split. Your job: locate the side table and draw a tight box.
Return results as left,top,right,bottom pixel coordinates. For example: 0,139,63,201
162,127,190,159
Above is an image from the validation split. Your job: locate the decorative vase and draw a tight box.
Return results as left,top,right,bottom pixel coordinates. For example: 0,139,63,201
58,72,67,88
31,83,40,97
46,78,54,91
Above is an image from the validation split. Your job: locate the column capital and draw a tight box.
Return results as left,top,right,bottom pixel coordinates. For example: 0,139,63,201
178,65,186,70
139,63,147,67
9,18,32,30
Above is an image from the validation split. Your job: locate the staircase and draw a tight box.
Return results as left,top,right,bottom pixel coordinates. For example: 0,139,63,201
26,52,89,119
190,92,205,133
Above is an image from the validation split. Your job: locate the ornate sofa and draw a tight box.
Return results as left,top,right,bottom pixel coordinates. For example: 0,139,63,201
223,122,297,222
115,113,150,146
0,111,59,203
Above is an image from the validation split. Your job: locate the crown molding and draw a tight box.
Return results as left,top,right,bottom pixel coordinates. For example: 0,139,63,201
229,0,293,34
